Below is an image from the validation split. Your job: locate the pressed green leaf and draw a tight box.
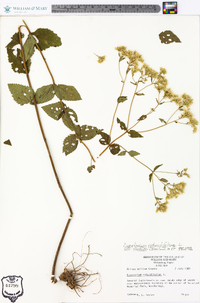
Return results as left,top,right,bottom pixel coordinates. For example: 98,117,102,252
159,118,167,124
7,48,26,74
109,144,120,155
153,164,163,172
79,125,99,141
6,32,24,49
160,178,168,183
128,150,140,157
22,34,36,62
54,84,81,101
8,84,34,105
155,197,163,201
87,165,95,173
149,173,153,182
138,115,147,121
4,139,12,146
42,101,64,120
32,28,62,51
62,107,80,134
136,92,145,96
63,134,78,156
35,84,55,104
117,96,127,103
117,117,127,130
99,132,110,145
128,130,143,138
118,151,126,156
119,55,125,62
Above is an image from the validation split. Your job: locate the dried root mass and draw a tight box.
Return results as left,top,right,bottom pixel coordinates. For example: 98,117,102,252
59,246,102,296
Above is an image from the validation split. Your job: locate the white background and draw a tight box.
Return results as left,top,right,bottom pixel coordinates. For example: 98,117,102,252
0,13,199,303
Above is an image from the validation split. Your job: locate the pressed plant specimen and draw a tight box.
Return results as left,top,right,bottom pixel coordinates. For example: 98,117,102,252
6,20,102,290
6,20,198,295
95,46,198,213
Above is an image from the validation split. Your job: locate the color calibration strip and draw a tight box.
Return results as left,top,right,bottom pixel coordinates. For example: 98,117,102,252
163,2,177,14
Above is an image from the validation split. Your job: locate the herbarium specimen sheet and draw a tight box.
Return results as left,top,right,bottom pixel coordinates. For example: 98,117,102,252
0,16,199,303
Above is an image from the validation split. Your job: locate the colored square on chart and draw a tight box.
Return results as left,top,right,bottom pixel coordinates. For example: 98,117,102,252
163,2,177,14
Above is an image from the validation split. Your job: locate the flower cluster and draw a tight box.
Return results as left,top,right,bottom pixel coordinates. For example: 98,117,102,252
165,182,186,201
163,90,198,133
156,182,186,213
179,109,198,133
141,63,158,80
154,67,168,92
115,46,144,74
95,54,106,64
156,201,168,213
170,93,193,108
177,168,190,178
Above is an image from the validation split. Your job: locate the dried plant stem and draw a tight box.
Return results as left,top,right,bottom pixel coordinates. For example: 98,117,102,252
126,83,138,129
109,64,130,138
138,119,181,134
22,20,95,164
18,25,73,283
99,120,140,157
22,20,56,85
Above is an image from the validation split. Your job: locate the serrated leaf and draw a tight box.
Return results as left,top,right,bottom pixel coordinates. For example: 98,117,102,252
62,107,80,134
159,118,167,124
63,134,78,156
99,132,110,145
35,84,55,104
128,130,143,138
128,150,140,157
22,34,36,62
87,165,95,173
153,164,163,172
160,178,168,183
149,173,153,182
117,96,127,103
7,48,26,73
118,151,126,156
109,144,120,155
79,125,99,141
6,32,24,49
42,101,64,120
117,117,127,130
54,84,81,101
32,28,62,51
8,84,34,105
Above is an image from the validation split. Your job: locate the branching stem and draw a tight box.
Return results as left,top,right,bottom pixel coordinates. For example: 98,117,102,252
109,63,130,138
22,20,95,164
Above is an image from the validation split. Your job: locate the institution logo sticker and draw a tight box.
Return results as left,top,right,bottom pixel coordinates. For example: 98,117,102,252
1,276,23,302
4,6,11,13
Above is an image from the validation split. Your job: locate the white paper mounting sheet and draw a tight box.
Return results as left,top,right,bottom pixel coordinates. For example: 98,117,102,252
0,15,199,303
